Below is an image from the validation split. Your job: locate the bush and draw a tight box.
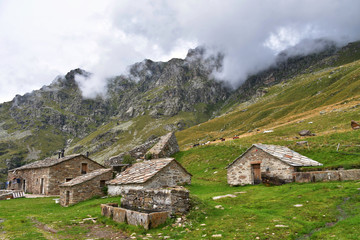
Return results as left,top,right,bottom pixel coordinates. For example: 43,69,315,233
123,154,135,164
145,153,153,160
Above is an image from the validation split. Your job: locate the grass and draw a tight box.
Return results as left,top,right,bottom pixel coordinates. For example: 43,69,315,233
176,60,360,148
1,141,360,239
0,196,123,240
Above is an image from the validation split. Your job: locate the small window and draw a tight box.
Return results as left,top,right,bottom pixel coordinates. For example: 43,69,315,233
65,178,72,182
100,180,106,188
81,163,88,174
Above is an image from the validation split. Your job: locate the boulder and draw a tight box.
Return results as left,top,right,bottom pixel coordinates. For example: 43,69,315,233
351,120,360,130
298,130,315,136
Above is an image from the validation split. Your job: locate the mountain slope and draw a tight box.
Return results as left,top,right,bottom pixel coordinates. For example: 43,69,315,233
1,40,360,187
0,48,230,185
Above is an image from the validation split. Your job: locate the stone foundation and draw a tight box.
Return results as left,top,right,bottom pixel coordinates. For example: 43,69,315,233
120,187,190,215
101,203,169,229
293,169,360,182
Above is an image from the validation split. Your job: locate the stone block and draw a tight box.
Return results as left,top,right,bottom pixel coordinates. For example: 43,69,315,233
113,207,126,223
101,204,116,218
126,209,150,230
149,212,169,228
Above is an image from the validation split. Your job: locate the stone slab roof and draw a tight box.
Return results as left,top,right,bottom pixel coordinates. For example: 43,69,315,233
227,144,322,168
148,132,173,155
60,168,112,187
253,144,322,167
107,158,191,185
147,132,179,158
9,154,100,171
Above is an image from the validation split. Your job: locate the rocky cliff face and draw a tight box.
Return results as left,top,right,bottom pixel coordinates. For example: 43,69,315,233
0,47,230,186
106,47,229,119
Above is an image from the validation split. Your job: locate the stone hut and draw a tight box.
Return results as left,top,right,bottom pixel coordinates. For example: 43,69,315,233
7,154,105,195
227,144,322,186
146,132,179,159
59,168,113,206
107,158,191,196
104,132,180,168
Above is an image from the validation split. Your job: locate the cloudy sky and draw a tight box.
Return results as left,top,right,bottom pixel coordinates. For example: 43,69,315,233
1,0,360,102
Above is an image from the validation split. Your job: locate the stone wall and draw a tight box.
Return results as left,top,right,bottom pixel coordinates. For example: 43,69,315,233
7,167,50,194
147,132,179,159
7,155,104,195
107,161,191,196
101,203,169,230
120,187,190,215
293,169,360,183
59,170,112,206
227,146,294,186
48,155,104,195
105,138,159,167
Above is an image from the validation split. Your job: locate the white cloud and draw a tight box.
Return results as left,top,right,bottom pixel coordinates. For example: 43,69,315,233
0,0,360,102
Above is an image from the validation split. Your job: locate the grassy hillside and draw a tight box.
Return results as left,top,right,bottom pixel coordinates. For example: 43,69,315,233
177,59,360,152
1,143,360,239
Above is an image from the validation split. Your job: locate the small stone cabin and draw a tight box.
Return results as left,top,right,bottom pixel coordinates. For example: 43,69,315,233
7,154,105,195
107,158,191,196
227,144,322,186
146,132,180,159
59,168,113,206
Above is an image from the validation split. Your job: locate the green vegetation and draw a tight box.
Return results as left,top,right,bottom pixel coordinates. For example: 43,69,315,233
122,154,135,165
177,59,360,149
1,143,360,239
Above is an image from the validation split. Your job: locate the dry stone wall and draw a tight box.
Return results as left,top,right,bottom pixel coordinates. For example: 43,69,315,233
7,155,104,195
49,156,104,195
293,169,360,182
7,167,50,194
105,138,159,167
59,170,112,206
120,187,190,215
227,147,294,186
107,161,191,196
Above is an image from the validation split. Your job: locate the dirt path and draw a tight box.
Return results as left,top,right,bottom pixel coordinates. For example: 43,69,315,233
29,217,130,240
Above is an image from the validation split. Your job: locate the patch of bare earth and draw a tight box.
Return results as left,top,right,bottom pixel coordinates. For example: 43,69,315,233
30,217,129,240
83,224,130,240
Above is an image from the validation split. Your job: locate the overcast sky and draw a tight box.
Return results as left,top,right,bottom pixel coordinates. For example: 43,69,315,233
1,0,360,102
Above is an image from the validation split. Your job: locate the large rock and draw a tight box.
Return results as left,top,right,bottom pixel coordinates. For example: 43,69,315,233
298,130,315,136
351,120,360,130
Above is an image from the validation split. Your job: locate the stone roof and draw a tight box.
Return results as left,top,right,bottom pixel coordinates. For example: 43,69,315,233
227,144,322,168
147,132,179,158
107,158,191,185
9,154,100,171
60,168,112,187
253,144,322,167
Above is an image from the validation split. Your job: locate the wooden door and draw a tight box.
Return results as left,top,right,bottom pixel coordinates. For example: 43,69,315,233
81,163,88,174
252,164,261,184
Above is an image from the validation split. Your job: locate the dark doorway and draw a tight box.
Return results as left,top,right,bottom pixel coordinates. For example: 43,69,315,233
100,180,106,188
23,179,26,192
66,191,70,205
252,164,261,184
81,163,88,174
40,178,44,194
